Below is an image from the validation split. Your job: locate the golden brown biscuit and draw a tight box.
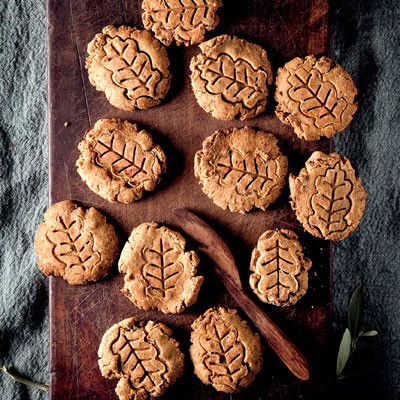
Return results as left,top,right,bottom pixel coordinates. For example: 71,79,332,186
190,35,273,120
76,119,166,203
98,317,184,400
249,229,312,307
33,200,118,285
86,25,171,111
118,222,203,314
142,0,223,46
289,151,366,241
194,126,288,213
190,307,262,393
275,55,358,141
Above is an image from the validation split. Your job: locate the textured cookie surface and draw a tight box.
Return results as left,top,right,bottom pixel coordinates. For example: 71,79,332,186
98,318,184,400
119,222,203,314
190,35,273,120
86,25,171,111
34,200,118,285
275,55,358,141
190,307,262,393
142,0,223,46
249,229,312,307
194,126,288,213
77,119,166,203
289,152,366,241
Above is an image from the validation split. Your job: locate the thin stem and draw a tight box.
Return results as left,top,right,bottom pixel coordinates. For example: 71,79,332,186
1,366,49,392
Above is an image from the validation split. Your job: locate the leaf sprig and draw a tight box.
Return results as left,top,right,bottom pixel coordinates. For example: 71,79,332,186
336,285,378,379
1,365,49,391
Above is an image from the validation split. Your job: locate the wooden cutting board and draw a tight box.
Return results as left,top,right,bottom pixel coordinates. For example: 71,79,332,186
47,1,331,398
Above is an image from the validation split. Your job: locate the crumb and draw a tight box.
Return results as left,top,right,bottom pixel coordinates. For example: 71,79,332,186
64,122,70,127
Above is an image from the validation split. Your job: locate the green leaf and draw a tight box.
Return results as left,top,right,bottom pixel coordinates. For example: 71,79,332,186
1,366,49,392
336,328,352,377
348,285,364,338
360,330,378,337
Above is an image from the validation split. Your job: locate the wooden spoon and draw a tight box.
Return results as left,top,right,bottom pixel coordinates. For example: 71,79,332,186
173,208,310,381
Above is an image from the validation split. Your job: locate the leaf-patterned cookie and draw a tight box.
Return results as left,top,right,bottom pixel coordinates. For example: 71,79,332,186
86,25,171,111
194,126,288,213
289,151,366,241
98,318,184,400
77,119,166,203
190,307,262,393
118,222,204,314
142,0,223,46
275,56,358,141
34,200,118,285
190,35,273,120
249,229,312,307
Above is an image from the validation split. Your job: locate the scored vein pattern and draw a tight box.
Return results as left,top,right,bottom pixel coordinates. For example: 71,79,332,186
199,53,268,109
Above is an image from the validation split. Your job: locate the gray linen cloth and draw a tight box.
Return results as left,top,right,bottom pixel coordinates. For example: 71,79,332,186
0,0,398,399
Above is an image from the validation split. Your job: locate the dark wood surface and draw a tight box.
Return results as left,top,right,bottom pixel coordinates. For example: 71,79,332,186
47,1,331,399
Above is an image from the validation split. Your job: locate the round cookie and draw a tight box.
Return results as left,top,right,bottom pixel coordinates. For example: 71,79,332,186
98,317,184,400
194,126,288,213
142,0,223,46
34,200,118,285
86,25,171,111
289,151,366,241
275,55,358,141
77,119,166,203
249,229,312,307
118,222,204,314
190,35,273,120
190,307,263,393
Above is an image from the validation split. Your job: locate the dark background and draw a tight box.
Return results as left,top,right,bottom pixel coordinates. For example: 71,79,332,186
0,0,399,399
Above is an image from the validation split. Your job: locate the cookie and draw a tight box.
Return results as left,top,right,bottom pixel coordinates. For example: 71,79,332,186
86,25,171,111
118,222,203,314
33,200,118,285
194,126,288,213
249,229,312,307
98,317,184,400
275,55,358,141
77,119,166,203
142,0,223,46
190,307,262,393
289,151,366,241
190,35,273,120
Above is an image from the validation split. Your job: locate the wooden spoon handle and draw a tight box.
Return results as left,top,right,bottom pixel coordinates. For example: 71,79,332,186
234,289,310,380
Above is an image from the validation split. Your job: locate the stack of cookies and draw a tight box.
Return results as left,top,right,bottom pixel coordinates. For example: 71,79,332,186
34,1,367,399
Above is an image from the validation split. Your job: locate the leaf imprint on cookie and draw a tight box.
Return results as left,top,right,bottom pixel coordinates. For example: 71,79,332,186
214,150,278,195
46,214,101,276
109,327,168,394
308,160,353,237
102,35,164,102
199,54,268,109
200,318,249,391
287,68,347,129
94,134,155,186
141,238,183,298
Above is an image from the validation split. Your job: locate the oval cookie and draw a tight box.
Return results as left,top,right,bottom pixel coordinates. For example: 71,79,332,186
249,229,312,307
34,200,118,285
118,222,204,314
77,119,166,203
190,307,263,393
275,55,358,141
289,151,366,241
190,35,273,120
86,25,171,111
98,318,184,400
142,0,223,46
194,126,288,213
